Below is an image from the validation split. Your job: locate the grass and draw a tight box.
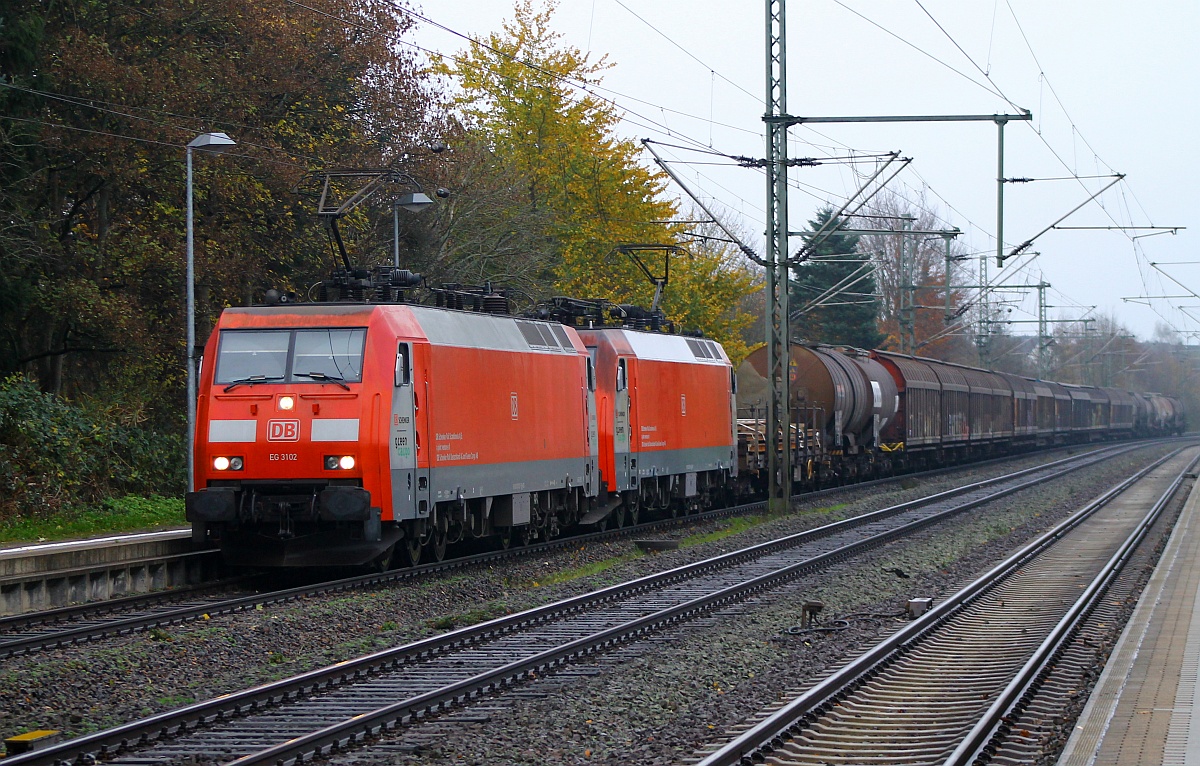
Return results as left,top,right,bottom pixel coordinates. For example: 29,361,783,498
0,495,185,544
679,502,849,549
425,603,512,632
529,552,644,588
680,516,768,547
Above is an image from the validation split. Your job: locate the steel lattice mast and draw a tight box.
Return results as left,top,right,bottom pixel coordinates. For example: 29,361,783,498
764,0,791,511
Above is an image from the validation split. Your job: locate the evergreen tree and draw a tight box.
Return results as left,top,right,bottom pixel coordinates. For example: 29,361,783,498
790,208,883,349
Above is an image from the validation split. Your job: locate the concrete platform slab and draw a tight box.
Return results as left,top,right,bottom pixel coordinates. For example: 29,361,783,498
1058,476,1200,765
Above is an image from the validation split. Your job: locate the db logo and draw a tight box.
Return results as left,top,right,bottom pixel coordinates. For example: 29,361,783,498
267,420,300,441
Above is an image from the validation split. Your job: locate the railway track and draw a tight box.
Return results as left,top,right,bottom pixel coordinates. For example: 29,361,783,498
0,445,1115,660
2,443,1148,765
0,500,736,660
0,576,260,657
690,446,1196,766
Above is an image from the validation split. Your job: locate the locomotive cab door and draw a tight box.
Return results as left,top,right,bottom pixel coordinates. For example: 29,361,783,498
614,357,633,490
585,357,599,497
390,341,430,520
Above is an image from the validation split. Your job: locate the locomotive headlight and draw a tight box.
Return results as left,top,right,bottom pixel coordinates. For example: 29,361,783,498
213,456,230,471
213,456,244,471
229,456,244,471
325,455,356,470
278,395,295,411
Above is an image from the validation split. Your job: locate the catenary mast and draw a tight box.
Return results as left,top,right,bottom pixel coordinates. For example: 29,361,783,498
764,0,791,511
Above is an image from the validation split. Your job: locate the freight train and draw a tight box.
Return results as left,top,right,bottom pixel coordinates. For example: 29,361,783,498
185,268,1184,567
735,345,1184,491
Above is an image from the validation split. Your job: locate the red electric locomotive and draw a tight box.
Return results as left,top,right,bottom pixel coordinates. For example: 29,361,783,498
576,326,737,526
187,296,599,567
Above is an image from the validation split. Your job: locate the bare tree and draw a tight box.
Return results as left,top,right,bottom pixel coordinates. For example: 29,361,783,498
853,189,976,363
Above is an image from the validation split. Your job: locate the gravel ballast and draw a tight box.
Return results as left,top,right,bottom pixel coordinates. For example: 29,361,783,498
0,444,1179,763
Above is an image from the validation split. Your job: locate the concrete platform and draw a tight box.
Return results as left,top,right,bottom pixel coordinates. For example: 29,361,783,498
0,529,221,615
1058,475,1200,765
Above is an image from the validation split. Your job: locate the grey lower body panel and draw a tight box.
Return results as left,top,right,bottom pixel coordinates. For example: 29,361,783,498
631,445,735,480
428,456,593,503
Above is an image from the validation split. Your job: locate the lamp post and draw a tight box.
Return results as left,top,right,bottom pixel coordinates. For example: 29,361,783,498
186,131,236,493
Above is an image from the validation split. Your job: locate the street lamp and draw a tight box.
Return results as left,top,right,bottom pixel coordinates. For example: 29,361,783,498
186,131,236,493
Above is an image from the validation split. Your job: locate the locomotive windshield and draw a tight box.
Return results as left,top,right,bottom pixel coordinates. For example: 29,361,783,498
214,328,367,385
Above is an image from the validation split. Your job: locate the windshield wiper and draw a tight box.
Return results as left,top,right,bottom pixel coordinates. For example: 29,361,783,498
222,375,284,393
293,371,351,390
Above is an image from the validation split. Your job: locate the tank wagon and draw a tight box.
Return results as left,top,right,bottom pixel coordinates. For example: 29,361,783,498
736,345,896,489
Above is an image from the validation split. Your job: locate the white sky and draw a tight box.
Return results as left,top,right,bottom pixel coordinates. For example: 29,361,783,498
413,0,1199,343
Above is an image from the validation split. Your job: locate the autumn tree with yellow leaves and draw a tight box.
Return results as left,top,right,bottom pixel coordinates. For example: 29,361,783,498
437,0,756,358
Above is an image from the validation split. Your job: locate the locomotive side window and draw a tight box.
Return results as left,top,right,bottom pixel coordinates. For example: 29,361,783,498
395,343,411,387
586,358,596,392
616,358,627,391
291,329,366,383
214,330,290,383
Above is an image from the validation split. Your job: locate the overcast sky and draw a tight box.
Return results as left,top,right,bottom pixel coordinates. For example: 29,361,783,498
413,0,1198,343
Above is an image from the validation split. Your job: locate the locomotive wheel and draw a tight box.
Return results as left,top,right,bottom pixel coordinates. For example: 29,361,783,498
658,485,673,513
519,524,536,546
612,506,626,529
404,535,423,567
627,502,640,526
370,545,397,573
430,526,448,562
498,525,514,549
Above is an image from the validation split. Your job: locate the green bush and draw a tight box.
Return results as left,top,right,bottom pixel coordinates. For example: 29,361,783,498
0,375,185,526
0,495,186,542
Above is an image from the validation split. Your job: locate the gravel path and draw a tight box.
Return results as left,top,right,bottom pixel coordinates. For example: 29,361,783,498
0,445,1174,761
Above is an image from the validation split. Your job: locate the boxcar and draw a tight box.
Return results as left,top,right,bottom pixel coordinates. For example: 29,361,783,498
1000,373,1037,445
956,364,1012,444
1102,387,1137,436
871,351,941,453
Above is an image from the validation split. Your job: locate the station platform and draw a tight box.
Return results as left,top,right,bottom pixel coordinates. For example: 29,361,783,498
0,528,216,616
1058,476,1200,765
